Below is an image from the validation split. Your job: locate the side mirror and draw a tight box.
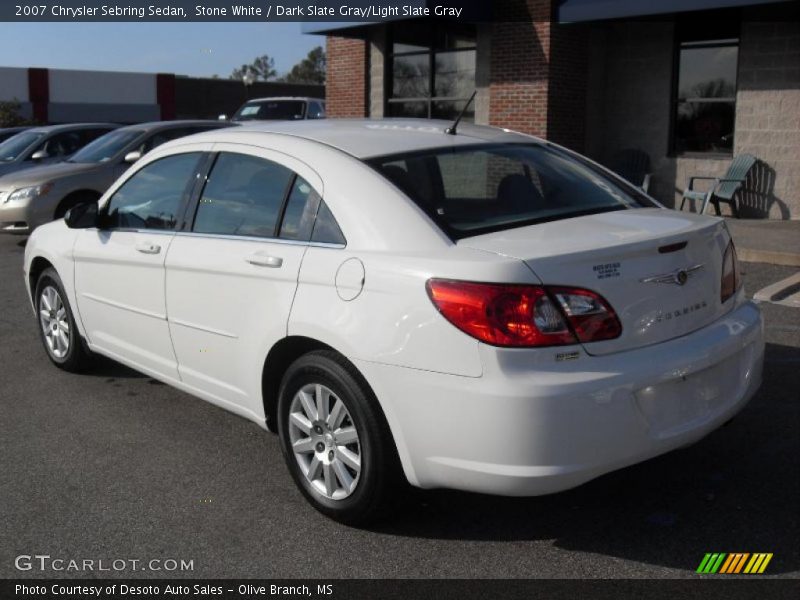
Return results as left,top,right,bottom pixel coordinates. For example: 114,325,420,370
123,151,142,163
64,201,98,229
218,114,228,121
31,150,49,161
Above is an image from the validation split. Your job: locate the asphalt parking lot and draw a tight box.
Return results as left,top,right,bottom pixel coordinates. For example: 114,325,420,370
0,233,797,579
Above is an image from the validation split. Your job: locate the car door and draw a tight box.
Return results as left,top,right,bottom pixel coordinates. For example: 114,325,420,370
73,147,210,380
164,144,323,417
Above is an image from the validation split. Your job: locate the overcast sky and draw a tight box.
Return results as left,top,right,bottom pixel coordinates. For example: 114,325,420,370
0,23,325,78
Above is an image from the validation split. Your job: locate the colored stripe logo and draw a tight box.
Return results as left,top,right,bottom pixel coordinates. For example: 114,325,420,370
697,553,773,574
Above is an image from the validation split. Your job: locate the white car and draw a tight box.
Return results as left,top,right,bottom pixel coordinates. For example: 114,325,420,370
23,119,764,523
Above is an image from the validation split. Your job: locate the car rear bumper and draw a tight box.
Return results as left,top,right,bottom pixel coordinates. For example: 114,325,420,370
356,299,764,495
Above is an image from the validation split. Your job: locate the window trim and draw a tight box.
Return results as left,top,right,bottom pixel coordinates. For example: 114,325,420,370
669,27,740,157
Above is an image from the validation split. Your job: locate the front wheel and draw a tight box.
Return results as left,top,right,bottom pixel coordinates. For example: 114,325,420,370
277,351,399,525
35,267,93,372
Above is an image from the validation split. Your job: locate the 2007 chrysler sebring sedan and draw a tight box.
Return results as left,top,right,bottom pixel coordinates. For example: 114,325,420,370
23,120,764,523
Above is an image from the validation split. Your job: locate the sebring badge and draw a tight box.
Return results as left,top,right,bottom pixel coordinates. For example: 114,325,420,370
640,264,703,286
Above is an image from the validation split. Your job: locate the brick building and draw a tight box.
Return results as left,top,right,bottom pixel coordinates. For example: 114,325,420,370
307,0,800,219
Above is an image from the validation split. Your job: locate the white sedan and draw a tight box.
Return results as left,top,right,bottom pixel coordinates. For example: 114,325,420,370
23,120,764,523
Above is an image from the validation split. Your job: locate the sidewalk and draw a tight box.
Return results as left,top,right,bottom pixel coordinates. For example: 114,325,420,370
725,219,800,267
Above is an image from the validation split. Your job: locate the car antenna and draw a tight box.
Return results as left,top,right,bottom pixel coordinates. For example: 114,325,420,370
445,91,477,136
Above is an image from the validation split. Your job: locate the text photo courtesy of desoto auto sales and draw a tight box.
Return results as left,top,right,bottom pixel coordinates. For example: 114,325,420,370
0,1,798,599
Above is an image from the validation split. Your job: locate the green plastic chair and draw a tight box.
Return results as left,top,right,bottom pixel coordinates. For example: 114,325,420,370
680,154,757,217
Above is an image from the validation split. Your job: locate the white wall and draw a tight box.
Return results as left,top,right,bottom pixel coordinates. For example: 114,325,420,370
0,67,29,102
49,69,156,104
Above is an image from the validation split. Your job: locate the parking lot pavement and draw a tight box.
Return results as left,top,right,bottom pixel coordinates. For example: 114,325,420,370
0,233,797,579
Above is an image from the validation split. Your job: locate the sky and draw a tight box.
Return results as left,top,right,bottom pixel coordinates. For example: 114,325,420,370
0,23,325,78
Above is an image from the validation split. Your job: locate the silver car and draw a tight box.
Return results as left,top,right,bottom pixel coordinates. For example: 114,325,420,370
0,123,118,179
0,120,233,234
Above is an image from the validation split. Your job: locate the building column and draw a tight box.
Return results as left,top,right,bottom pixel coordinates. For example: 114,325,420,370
28,68,49,124
326,36,368,118
488,0,588,151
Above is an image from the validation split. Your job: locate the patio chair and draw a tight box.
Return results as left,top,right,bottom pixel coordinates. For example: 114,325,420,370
680,154,757,218
609,149,652,192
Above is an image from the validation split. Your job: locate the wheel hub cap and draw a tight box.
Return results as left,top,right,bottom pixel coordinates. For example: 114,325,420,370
288,383,362,500
39,285,70,359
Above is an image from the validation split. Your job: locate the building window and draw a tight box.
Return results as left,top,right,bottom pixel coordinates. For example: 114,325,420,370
386,21,476,121
673,26,739,155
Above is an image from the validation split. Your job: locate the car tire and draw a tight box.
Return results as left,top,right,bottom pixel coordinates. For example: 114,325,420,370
35,267,93,372
277,350,399,525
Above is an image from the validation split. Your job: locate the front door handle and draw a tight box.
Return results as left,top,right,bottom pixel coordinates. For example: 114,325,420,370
135,241,161,255
246,253,283,268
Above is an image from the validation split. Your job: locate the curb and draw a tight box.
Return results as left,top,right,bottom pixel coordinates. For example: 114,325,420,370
738,248,800,268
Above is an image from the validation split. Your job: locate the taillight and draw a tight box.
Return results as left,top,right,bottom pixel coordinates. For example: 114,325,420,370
721,241,741,303
426,279,621,348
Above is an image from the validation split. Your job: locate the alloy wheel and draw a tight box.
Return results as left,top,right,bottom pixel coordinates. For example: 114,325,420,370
39,285,70,359
288,383,362,500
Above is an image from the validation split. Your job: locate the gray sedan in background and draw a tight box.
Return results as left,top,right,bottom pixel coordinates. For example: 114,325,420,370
0,123,118,178
0,120,234,234
0,126,33,144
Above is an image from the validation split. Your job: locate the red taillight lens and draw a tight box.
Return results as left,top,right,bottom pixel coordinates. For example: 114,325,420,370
426,279,621,347
721,241,740,303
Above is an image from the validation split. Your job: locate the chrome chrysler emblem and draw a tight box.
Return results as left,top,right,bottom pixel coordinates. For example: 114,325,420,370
640,264,703,286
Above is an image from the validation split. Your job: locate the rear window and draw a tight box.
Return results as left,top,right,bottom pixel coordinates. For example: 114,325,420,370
233,100,306,121
368,144,654,239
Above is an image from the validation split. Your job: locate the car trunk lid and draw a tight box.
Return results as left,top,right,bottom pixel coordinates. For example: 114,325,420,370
458,208,730,356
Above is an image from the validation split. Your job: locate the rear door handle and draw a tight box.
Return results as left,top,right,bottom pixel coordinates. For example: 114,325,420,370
135,241,161,255
246,253,283,268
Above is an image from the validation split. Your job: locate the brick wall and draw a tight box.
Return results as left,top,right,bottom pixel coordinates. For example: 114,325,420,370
488,1,588,151
326,36,368,118
489,1,552,137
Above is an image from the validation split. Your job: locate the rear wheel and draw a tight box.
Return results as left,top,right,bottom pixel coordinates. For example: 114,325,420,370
35,268,92,372
277,351,398,524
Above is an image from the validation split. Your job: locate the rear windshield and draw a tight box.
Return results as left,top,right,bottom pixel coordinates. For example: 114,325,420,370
67,130,143,163
233,100,306,121
367,143,654,239
0,132,43,162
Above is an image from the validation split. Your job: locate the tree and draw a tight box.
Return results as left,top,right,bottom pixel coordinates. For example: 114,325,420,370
0,99,35,127
281,47,326,85
230,54,277,81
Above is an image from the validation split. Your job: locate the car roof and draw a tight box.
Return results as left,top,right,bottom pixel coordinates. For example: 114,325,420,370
115,120,235,133
244,97,324,103
26,123,119,134
0,126,32,133
182,118,538,159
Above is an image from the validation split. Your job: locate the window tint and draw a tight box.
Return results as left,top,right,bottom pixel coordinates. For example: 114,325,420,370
311,201,346,245
193,152,292,238
68,130,143,164
139,126,215,155
40,131,83,157
80,128,114,145
370,144,652,239
105,152,200,230
307,102,325,120
280,176,321,241
0,132,43,162
673,22,739,155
